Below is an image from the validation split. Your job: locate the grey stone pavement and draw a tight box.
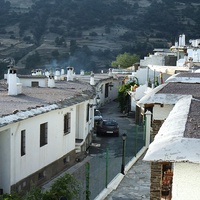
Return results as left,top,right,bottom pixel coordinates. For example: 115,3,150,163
102,152,151,200
94,100,151,200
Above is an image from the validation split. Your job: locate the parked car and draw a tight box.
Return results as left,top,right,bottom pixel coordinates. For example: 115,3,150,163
94,109,103,120
96,119,119,137
94,110,103,123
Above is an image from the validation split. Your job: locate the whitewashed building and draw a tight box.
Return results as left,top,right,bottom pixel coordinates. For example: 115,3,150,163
137,72,200,200
0,68,123,195
144,96,200,200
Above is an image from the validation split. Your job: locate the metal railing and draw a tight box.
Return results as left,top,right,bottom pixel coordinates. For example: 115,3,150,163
71,122,146,200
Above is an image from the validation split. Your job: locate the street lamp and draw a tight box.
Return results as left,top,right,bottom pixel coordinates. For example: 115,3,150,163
121,133,127,175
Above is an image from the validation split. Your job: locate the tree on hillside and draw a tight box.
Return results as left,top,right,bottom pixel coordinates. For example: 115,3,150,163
111,52,139,68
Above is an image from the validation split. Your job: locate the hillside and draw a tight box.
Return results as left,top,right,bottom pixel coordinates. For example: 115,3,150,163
0,0,200,76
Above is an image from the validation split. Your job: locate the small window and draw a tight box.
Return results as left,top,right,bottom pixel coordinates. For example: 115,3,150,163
38,171,45,180
63,156,70,164
64,113,71,135
105,83,109,98
40,122,48,147
21,130,26,156
31,81,39,87
86,104,89,122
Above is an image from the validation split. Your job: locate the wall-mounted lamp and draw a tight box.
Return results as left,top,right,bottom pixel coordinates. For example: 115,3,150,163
109,82,114,88
88,95,101,107
109,82,114,90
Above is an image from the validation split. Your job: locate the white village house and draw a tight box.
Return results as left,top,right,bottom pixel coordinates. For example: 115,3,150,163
128,34,200,125
0,67,122,194
144,96,200,200
137,72,200,200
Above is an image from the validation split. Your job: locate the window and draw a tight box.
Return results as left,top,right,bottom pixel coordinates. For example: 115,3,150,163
31,81,39,87
40,122,48,147
105,83,109,98
161,163,173,200
64,113,71,135
86,104,89,122
38,171,45,180
21,130,26,156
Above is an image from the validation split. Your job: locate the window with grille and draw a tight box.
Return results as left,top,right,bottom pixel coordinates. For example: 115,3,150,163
64,113,71,135
21,130,26,156
40,122,48,147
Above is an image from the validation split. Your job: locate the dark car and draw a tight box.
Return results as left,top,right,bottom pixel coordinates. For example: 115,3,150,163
94,109,103,122
96,119,119,137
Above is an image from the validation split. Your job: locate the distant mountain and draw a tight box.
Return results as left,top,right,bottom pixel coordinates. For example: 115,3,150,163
0,0,200,76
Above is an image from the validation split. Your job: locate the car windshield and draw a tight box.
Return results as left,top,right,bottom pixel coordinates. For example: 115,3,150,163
103,120,117,126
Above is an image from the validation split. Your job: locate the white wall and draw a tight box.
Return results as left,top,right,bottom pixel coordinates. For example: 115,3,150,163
140,55,165,67
7,107,76,189
187,48,200,62
97,79,121,106
0,129,10,193
172,162,200,200
153,104,174,120
132,67,160,85
19,78,47,87
76,103,87,140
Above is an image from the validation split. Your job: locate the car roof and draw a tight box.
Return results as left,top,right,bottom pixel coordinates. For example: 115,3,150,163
102,119,118,124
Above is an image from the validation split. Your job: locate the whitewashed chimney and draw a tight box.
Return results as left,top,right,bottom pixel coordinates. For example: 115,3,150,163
179,35,182,47
67,67,74,81
36,69,42,75
48,75,55,88
32,70,36,76
90,72,95,85
8,67,18,95
182,34,185,46
45,69,50,77
80,70,84,75
175,41,178,48
55,68,60,80
108,68,113,77
61,68,65,75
